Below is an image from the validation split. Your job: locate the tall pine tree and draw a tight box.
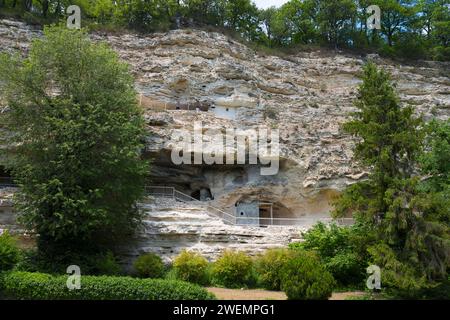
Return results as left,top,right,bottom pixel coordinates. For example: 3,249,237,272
334,62,449,295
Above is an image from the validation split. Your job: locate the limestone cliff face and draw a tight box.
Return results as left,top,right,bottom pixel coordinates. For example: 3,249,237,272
1,19,449,224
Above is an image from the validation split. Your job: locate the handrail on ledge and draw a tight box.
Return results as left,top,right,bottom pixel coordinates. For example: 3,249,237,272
144,185,354,227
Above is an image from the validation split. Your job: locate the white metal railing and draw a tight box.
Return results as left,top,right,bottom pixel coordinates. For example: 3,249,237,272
234,216,354,227
145,185,354,227
145,186,175,198
145,186,236,225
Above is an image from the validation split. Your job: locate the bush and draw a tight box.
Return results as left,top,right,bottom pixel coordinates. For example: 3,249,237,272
173,250,209,285
212,250,253,288
291,222,350,258
325,252,363,286
255,248,293,291
432,46,450,62
88,251,122,276
281,250,335,300
133,253,165,278
0,231,20,271
367,243,428,298
14,249,122,276
290,222,372,286
0,271,215,300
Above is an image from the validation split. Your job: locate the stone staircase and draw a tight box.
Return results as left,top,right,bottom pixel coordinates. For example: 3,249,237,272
124,197,304,263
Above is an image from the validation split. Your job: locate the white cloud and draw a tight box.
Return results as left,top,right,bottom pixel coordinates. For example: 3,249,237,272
253,0,289,9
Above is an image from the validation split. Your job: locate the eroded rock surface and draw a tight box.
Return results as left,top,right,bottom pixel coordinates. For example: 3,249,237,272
0,20,449,259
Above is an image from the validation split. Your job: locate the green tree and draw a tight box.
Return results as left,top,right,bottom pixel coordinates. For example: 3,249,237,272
333,62,449,294
416,119,450,226
420,119,450,192
116,0,178,31
222,0,261,40
429,0,450,60
317,0,357,48
259,6,278,47
180,0,224,27
341,62,423,216
372,0,416,47
89,0,117,24
0,26,148,255
274,0,318,45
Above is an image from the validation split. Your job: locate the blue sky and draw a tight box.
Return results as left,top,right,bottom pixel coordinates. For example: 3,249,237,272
253,0,289,9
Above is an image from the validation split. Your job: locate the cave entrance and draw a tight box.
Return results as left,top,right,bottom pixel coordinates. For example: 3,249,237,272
190,187,213,201
235,200,294,226
259,202,273,226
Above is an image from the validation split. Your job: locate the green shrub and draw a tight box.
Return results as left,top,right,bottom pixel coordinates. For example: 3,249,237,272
212,250,253,288
432,46,450,62
368,243,428,298
291,222,350,258
88,251,122,276
14,249,122,276
255,248,293,291
281,250,335,300
290,222,372,286
0,271,215,300
0,231,20,271
133,253,165,278
173,250,209,285
325,252,363,286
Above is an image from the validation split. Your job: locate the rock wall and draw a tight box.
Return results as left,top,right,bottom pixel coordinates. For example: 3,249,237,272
0,19,449,259
120,197,303,264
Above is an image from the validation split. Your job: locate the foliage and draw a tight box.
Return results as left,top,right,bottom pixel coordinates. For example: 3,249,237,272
333,62,450,296
133,253,165,279
211,250,253,288
0,0,448,61
290,222,374,286
88,251,122,276
254,248,294,291
0,231,20,271
0,271,215,300
317,0,357,48
325,252,363,286
173,250,210,285
368,243,428,296
280,250,335,300
419,119,450,193
14,249,122,276
0,25,148,255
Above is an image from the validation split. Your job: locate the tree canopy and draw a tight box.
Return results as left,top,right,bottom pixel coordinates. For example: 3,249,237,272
0,25,148,255
333,62,449,296
1,0,449,61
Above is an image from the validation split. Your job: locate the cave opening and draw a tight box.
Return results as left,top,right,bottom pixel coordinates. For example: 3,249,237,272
190,187,213,201
235,200,294,226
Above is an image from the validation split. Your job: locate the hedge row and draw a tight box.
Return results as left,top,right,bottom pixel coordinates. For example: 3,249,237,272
0,271,215,300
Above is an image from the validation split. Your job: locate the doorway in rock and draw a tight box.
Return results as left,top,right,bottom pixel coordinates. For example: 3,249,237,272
190,187,213,201
259,202,273,226
235,199,294,226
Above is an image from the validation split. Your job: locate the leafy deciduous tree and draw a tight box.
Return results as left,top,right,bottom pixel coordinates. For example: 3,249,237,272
0,25,148,255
